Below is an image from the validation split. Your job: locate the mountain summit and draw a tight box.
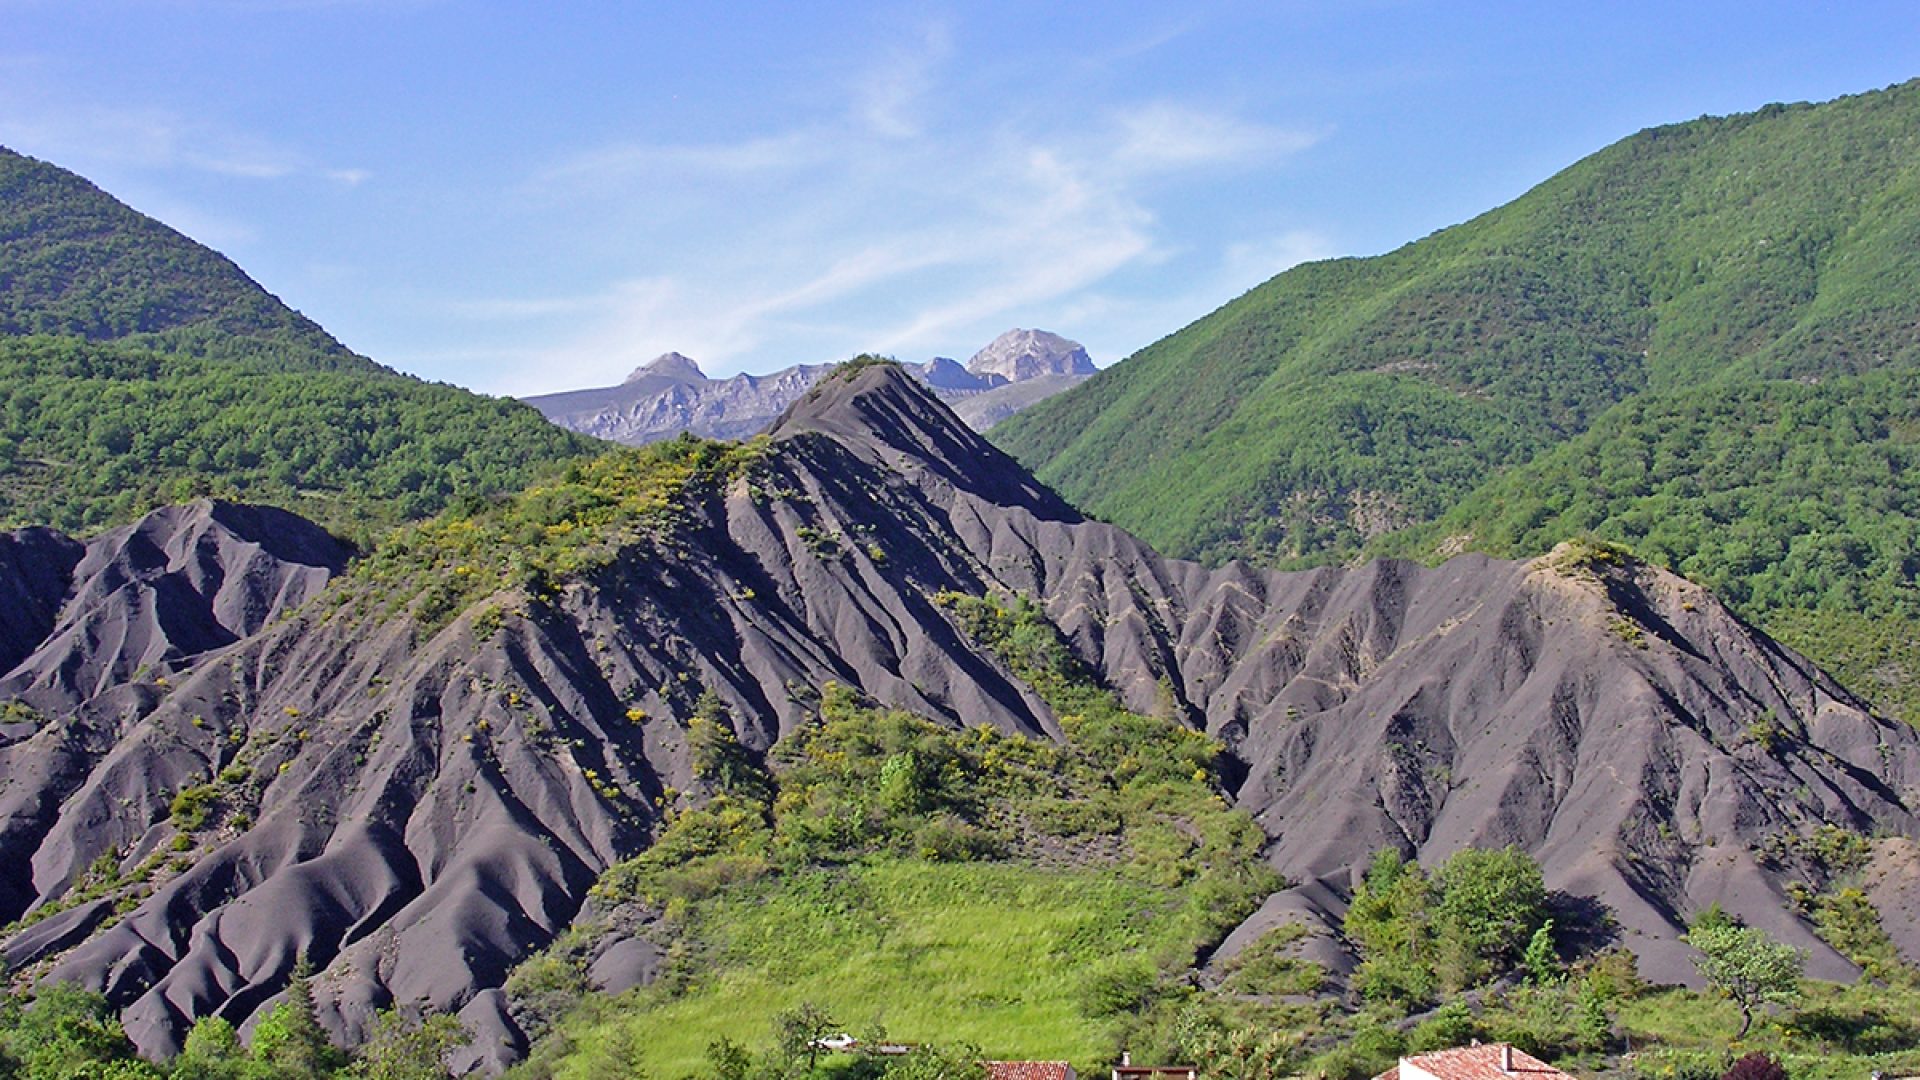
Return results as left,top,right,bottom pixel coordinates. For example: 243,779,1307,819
523,329,1098,444
0,145,366,369
965,328,1097,384
625,351,706,383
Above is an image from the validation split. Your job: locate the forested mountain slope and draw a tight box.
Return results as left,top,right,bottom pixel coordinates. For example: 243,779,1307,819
0,147,596,536
0,146,364,368
990,81,1920,715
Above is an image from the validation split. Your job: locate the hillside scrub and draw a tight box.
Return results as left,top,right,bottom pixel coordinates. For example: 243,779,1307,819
0,335,595,540
1342,847,1550,1007
509,593,1279,1078
337,432,769,628
0,977,459,1080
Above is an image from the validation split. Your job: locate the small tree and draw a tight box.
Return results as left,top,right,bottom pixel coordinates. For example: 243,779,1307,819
1344,849,1440,1007
706,1037,754,1080
771,1001,837,1077
251,956,346,1080
1523,919,1559,984
1684,924,1804,1038
350,1010,466,1080
580,1024,644,1080
1408,1001,1479,1052
689,692,771,803
1574,981,1612,1051
174,1017,249,1080
1433,845,1548,989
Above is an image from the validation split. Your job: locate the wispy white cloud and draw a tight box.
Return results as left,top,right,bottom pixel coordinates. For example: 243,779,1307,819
1221,230,1337,291
865,147,1155,351
1107,102,1323,174
0,88,365,186
854,17,952,139
471,29,1328,396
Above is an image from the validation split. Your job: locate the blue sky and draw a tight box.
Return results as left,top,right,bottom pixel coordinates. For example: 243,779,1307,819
5,2,1920,395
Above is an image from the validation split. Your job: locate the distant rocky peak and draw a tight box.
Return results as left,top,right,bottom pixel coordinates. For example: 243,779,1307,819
965,329,1096,383
915,356,982,391
625,352,707,384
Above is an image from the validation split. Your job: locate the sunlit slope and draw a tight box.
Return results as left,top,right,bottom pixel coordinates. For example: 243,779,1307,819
994,81,1920,570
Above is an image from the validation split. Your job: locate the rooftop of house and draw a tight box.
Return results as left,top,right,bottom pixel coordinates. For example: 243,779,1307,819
1376,1043,1573,1080
985,1061,1076,1080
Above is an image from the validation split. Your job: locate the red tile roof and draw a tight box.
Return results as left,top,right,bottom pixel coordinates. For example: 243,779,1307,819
1376,1044,1571,1080
986,1062,1076,1080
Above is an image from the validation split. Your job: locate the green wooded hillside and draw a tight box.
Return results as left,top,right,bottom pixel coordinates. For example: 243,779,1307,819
0,146,371,369
0,147,597,537
992,79,1920,718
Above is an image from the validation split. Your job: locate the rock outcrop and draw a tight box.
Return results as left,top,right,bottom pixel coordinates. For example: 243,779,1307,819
2,365,1915,1063
960,328,1095,384
521,330,1097,444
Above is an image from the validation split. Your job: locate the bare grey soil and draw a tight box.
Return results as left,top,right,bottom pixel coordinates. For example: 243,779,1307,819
1,366,1914,1063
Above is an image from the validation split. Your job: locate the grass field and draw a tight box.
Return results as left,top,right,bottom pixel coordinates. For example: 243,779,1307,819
1618,981,1920,1080
547,860,1187,1079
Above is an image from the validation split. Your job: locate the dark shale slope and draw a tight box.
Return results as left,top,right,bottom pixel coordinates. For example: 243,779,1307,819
0,366,1914,1060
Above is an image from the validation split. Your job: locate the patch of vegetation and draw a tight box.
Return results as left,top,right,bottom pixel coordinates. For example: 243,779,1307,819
1342,846,1551,1008
821,354,900,384
514,592,1278,1078
543,861,1185,1077
337,433,770,630
168,782,219,832
1219,924,1324,997
1762,824,1874,882
1810,887,1910,985
0,959,461,1080
1618,980,1920,1074
0,335,596,541
1757,827,1915,986
794,525,842,557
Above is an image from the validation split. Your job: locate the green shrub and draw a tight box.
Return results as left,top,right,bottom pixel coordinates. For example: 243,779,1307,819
1631,1049,1729,1080
1078,956,1158,1018
1409,1001,1480,1051
168,783,218,831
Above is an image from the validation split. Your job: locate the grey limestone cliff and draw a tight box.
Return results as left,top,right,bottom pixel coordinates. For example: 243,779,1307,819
522,329,1097,444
